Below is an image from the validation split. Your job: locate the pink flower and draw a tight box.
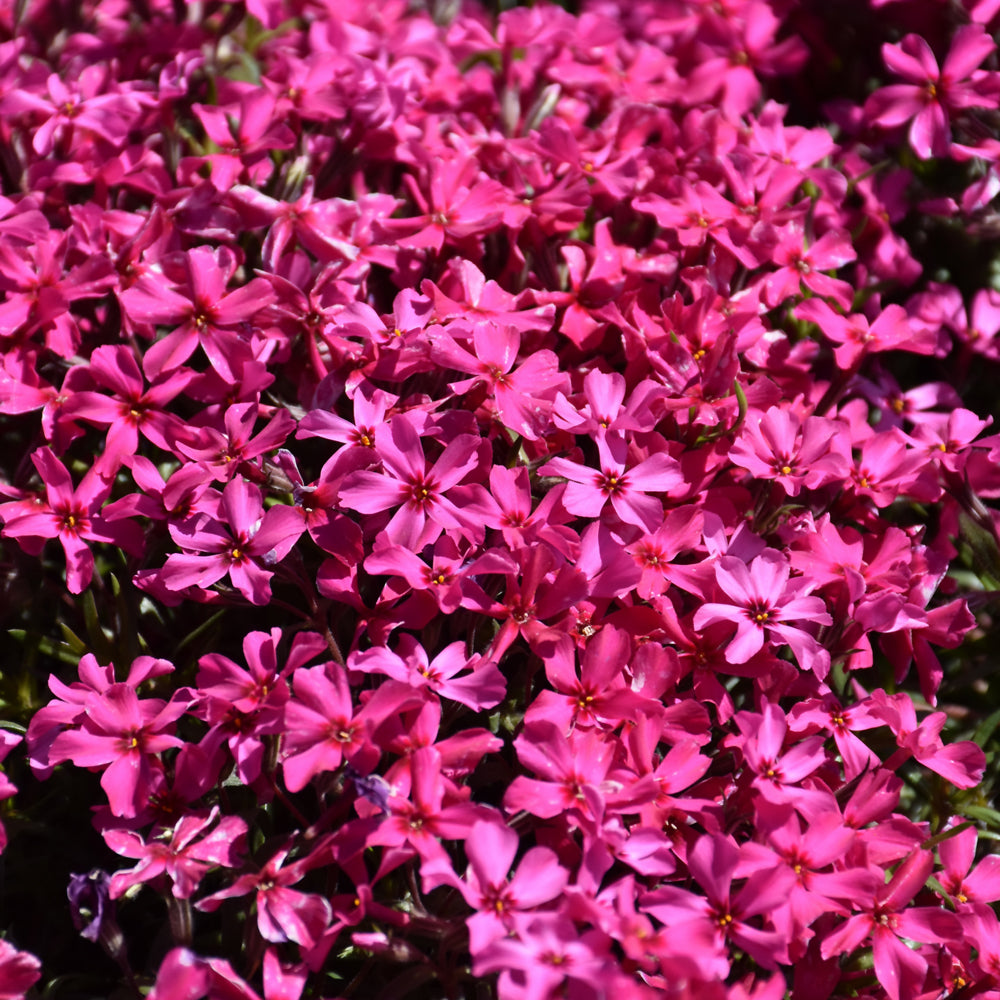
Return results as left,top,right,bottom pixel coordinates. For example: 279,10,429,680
48,681,189,818
435,819,568,952
0,940,41,1000
865,26,999,159
174,402,295,482
728,406,849,496
0,446,143,593
693,550,832,675
338,411,493,550
641,833,796,972
796,300,932,370
121,245,276,381
366,745,494,869
62,344,192,474
350,635,506,712
763,227,856,309
542,432,683,533
382,154,510,251
820,849,961,1000
159,478,304,605
937,821,1000,909
197,841,333,950
105,807,248,899
428,320,567,440
280,668,423,793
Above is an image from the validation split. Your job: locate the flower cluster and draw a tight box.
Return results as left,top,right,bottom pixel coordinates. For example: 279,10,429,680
0,0,999,998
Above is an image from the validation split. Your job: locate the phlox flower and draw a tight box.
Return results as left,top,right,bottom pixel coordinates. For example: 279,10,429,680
47,681,189,818
488,465,579,555
473,912,615,1000
423,259,556,335
197,841,333,950
796,299,933,370
296,379,397,450
185,90,296,189
504,720,648,827
870,690,986,789
364,534,513,617
121,245,276,382
848,428,941,507
762,227,856,309
525,628,661,731
428,819,568,952
230,179,359,268
2,68,141,157
787,694,881,780
0,732,20,854
26,653,174,777
280,667,424,793
174,402,296,482
693,550,832,675
0,939,41,1000
542,432,683,533
350,635,506,712
936,821,1000,909
428,320,567,441
728,406,849,496
0,446,143,593
105,806,248,900
61,344,193,474
366,745,495,871
640,833,796,972
865,25,999,159
727,702,829,810
383,153,510,251
159,477,304,605
820,849,961,1000
757,806,878,956
338,411,494,549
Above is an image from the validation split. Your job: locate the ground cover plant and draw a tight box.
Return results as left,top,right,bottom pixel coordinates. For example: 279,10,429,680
3,0,1000,997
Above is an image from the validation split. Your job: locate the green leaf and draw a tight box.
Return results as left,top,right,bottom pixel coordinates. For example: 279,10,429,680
972,707,1000,749
963,804,1000,830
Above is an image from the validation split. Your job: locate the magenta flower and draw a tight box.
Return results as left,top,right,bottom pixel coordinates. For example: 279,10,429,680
429,320,567,440
62,345,192,474
47,682,189,818
197,841,333,950
281,668,423,793
105,807,248,900
641,833,796,972
865,26,999,159
366,746,494,870
693,551,832,675
728,703,828,809
230,179,359,267
525,627,660,732
174,402,295,482
0,940,41,1000
430,819,568,952
350,635,506,712
542,432,683,533
338,411,493,549
382,154,510,251
472,912,613,999
820,849,961,1000
937,822,1000,909
159,478,304,605
121,245,276,381
797,299,933,370
763,227,856,309
728,406,849,496
0,446,143,593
